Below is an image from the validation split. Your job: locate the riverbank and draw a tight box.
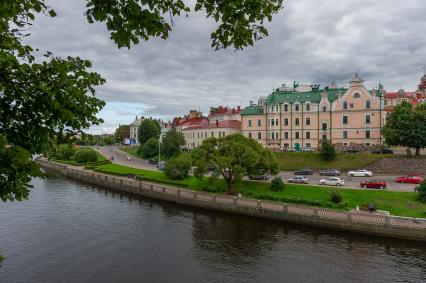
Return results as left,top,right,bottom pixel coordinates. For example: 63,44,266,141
37,158,426,241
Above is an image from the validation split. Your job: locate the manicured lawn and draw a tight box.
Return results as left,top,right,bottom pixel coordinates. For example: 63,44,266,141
92,163,426,218
274,152,401,171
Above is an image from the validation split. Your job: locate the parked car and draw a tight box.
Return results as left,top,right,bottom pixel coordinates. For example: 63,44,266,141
157,161,166,171
301,147,314,152
248,173,269,181
319,169,341,176
342,148,360,153
280,147,295,152
360,179,387,189
148,159,158,164
294,168,313,175
206,164,217,172
319,177,345,186
288,176,309,184
395,175,424,184
347,169,373,177
371,148,394,154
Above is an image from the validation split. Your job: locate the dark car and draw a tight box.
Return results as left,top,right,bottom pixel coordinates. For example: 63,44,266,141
371,148,394,154
342,148,360,153
319,169,341,176
206,164,217,172
294,168,313,175
248,173,269,181
148,159,158,164
360,179,387,189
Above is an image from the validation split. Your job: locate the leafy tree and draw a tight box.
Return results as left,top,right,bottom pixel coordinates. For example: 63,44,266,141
191,134,279,193
140,138,159,158
74,148,98,163
161,128,185,159
320,139,336,161
415,180,426,203
56,144,76,160
138,119,160,145
383,102,426,155
1,2,105,200
164,154,192,180
270,177,284,192
85,0,284,50
114,125,130,144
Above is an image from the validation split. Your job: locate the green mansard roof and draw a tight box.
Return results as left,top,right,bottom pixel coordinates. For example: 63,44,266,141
241,105,263,115
265,88,347,105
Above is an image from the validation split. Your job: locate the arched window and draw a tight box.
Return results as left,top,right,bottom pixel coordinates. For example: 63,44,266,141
353,92,360,98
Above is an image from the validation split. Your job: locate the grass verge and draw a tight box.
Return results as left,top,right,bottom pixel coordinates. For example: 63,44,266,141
55,151,109,166
120,147,139,158
274,152,403,171
92,163,426,218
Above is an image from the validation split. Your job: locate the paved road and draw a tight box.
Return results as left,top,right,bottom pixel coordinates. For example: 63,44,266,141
278,171,418,192
96,146,419,192
95,146,158,171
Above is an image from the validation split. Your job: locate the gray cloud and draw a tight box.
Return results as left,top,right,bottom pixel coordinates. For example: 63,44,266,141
24,0,426,133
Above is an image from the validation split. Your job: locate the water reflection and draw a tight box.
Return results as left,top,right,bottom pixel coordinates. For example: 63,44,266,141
0,173,425,283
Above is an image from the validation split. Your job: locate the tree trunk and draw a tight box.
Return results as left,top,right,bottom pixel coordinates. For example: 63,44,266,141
416,147,421,155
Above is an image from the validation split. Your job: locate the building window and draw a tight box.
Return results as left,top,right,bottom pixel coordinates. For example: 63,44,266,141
343,101,348,110
306,143,311,148
271,132,274,140
306,103,310,111
366,114,371,124
248,132,252,138
271,119,275,126
257,119,261,126
223,131,225,137
258,132,262,140
284,104,288,112
322,123,327,131
366,100,371,109
343,115,348,124
366,130,371,139
295,118,300,126
284,132,289,139
276,105,279,112
322,134,327,140
306,131,311,139
343,131,348,139
276,119,279,126
353,93,360,98
322,106,327,112
306,117,311,125
295,104,299,111
384,99,388,105
295,132,300,139
197,132,200,139
211,132,214,137
284,118,288,126
248,120,252,127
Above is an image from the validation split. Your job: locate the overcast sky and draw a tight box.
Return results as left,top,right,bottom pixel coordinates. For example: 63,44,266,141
25,0,426,134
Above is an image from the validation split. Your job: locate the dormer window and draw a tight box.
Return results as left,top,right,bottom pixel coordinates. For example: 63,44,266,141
306,103,310,111
295,104,299,111
343,101,348,110
284,104,288,112
322,106,327,112
353,93,360,99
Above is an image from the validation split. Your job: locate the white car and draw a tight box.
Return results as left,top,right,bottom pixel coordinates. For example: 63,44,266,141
288,176,309,184
347,169,373,177
319,177,345,186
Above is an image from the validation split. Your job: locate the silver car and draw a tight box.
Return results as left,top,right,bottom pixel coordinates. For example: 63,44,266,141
288,176,309,184
319,177,345,186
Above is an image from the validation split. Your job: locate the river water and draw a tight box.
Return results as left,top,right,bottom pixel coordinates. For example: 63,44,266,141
0,174,425,283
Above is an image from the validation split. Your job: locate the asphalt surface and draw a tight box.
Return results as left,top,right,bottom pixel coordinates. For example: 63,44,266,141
96,146,419,192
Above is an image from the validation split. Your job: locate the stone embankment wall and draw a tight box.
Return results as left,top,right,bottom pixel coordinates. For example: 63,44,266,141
38,158,426,242
366,157,426,175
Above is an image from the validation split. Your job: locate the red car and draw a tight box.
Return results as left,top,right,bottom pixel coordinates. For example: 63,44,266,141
360,179,387,189
395,175,424,184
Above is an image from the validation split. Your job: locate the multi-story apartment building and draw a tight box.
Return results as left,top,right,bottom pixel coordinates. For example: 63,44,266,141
129,116,171,145
241,74,385,150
